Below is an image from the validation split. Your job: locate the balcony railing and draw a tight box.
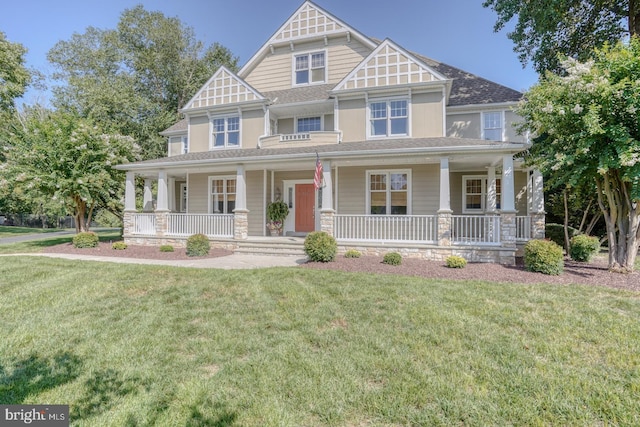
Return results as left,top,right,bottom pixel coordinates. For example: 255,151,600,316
167,214,234,238
334,215,437,243
130,213,157,236
451,215,501,245
259,131,341,148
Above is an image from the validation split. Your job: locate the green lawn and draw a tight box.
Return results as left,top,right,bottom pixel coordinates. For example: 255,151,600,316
1,257,639,426
0,229,121,254
0,225,62,238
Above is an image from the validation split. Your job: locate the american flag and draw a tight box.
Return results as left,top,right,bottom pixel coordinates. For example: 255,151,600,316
314,152,323,190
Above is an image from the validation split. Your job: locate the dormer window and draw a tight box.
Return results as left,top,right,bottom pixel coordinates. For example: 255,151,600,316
294,51,325,85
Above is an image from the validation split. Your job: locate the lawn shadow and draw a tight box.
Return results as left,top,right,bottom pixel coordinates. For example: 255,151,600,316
0,352,82,404
185,402,237,427
71,369,142,422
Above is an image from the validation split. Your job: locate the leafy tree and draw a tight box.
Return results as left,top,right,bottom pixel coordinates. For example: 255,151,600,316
517,38,640,272
47,5,238,160
0,107,140,232
483,0,640,74
0,31,31,112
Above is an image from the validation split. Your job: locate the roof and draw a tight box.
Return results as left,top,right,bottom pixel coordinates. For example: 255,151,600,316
159,119,188,136
262,84,335,105
116,137,526,170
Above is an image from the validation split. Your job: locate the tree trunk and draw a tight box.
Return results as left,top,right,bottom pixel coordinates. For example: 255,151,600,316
73,195,90,233
630,0,640,36
563,189,571,253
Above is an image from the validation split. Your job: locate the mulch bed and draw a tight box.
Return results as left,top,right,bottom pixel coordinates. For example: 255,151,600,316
43,242,640,291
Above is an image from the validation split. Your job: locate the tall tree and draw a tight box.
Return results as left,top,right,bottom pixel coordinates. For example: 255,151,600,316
483,0,640,74
0,107,140,232
517,39,640,272
0,31,31,112
47,5,238,160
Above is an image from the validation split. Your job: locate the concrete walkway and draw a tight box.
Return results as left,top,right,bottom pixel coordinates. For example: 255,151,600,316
0,229,76,244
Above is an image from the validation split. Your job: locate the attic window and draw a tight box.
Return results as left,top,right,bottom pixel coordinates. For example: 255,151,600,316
294,51,325,85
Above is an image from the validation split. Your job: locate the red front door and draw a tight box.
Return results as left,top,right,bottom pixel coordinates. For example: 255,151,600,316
295,184,315,232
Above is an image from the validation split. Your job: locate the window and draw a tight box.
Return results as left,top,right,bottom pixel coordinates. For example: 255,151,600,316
180,183,187,212
211,116,240,149
181,137,189,154
367,170,410,215
483,112,503,141
294,51,325,85
296,116,321,133
369,99,408,138
463,176,502,213
209,177,236,214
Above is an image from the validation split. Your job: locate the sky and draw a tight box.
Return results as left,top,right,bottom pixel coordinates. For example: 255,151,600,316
0,0,539,106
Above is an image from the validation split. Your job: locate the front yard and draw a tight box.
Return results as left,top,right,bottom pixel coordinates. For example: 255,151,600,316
1,256,639,426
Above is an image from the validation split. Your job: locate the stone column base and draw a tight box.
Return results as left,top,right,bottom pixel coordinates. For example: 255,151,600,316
437,210,453,246
320,209,335,236
233,209,249,240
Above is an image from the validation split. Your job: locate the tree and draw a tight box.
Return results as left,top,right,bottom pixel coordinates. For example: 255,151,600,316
0,31,31,112
483,0,640,74
0,107,140,232
517,38,640,272
47,5,238,160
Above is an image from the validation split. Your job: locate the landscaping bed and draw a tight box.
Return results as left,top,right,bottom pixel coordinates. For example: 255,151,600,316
43,241,233,260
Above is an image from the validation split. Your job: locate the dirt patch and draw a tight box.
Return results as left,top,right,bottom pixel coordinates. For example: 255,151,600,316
43,241,233,260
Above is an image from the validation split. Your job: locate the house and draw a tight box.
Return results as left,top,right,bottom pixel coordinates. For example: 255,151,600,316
115,0,545,264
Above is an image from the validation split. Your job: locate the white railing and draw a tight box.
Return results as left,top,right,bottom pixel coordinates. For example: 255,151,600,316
452,215,501,245
334,215,437,242
281,133,310,141
130,213,157,236
516,216,531,241
167,214,234,238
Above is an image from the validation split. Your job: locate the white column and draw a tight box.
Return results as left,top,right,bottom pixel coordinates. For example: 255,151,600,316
532,170,545,213
486,166,497,213
143,179,154,212
156,171,169,212
235,165,247,211
501,155,516,212
168,177,176,212
438,157,452,213
125,171,136,212
321,160,333,211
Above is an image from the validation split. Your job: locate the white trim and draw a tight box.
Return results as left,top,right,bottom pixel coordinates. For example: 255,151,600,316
462,175,502,214
282,179,317,234
366,169,412,215
182,66,264,112
208,175,237,214
292,49,328,87
209,113,242,150
481,111,505,142
295,115,324,133
181,136,189,154
366,96,410,139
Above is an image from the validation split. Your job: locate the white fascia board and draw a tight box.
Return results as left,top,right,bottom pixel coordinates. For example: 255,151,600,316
447,101,520,113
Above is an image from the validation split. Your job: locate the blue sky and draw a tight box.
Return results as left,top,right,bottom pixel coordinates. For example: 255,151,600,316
1,0,538,105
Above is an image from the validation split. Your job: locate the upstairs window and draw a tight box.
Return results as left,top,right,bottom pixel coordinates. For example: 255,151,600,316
483,112,503,141
295,51,325,85
296,116,322,133
211,116,240,149
181,136,189,154
369,99,408,138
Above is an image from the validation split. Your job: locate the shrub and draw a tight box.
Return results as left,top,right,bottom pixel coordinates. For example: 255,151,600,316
569,234,600,262
304,231,337,262
94,210,123,228
344,249,361,258
446,255,467,268
72,232,99,248
383,252,402,266
112,242,127,250
159,245,174,253
186,234,210,257
524,239,564,275
545,223,579,249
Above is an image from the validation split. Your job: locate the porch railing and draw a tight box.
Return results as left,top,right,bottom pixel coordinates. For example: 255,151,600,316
334,215,437,242
516,216,531,242
452,215,501,245
167,214,234,238
130,213,157,236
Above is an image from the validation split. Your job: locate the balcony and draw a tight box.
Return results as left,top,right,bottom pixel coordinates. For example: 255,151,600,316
259,131,341,148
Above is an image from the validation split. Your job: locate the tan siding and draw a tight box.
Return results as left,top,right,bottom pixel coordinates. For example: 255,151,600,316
337,167,367,214
278,118,294,134
242,108,265,149
324,113,334,131
189,116,210,153
246,170,265,236
505,110,525,143
446,112,481,139
412,164,440,213
412,92,444,137
515,171,528,214
168,137,182,157
187,174,209,213
450,172,464,214
338,98,366,142
451,171,529,215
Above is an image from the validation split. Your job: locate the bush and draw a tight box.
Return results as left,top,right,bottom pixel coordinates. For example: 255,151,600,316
112,242,127,250
186,234,210,257
545,223,579,249
569,234,600,262
524,239,564,275
159,245,174,253
344,249,361,258
72,232,99,248
446,255,467,268
94,210,123,228
383,252,402,266
304,231,337,262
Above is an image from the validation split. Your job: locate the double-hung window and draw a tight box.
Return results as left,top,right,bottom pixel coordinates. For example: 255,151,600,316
369,99,408,138
463,176,502,213
296,116,322,133
483,111,503,141
294,51,325,85
181,136,189,154
368,170,410,215
209,177,236,214
211,116,240,149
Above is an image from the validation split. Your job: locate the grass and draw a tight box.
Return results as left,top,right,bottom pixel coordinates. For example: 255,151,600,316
0,229,121,254
0,225,62,238
1,258,639,426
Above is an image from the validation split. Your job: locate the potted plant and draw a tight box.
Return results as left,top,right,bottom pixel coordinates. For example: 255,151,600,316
266,200,289,236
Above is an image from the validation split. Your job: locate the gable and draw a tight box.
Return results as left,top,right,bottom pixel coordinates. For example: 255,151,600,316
183,66,264,111
334,39,448,92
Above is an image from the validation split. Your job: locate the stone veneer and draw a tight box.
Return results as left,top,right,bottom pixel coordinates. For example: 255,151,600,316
233,209,249,240
320,209,335,235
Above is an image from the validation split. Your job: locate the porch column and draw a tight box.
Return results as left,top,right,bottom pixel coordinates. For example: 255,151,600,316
437,157,453,246
501,155,515,213
234,165,249,240
531,170,546,239
321,160,335,236
168,177,176,212
486,166,497,214
500,155,517,265
156,171,169,236
143,179,154,212
123,171,136,238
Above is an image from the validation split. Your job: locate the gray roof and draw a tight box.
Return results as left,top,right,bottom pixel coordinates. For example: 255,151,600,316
117,137,526,169
262,84,335,105
159,119,188,135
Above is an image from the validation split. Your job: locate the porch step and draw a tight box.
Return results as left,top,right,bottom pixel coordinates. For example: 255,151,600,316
235,239,307,257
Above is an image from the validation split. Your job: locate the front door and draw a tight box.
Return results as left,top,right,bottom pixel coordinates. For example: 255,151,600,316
295,184,315,232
